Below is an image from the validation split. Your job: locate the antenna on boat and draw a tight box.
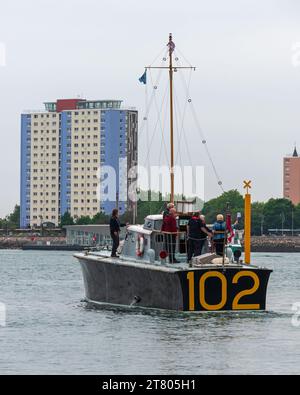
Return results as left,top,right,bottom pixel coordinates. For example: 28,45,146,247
145,34,195,203
243,180,252,264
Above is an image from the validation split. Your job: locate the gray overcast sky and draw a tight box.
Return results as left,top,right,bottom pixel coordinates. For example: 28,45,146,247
0,0,300,216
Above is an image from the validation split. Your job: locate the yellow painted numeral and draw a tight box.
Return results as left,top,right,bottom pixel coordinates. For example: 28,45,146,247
187,270,261,311
232,271,260,310
199,271,227,311
187,271,195,311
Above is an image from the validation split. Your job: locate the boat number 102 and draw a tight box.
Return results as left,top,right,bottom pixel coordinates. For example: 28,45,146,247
186,271,260,311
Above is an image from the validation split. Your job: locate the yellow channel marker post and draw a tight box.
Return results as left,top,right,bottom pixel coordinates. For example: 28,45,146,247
243,180,252,264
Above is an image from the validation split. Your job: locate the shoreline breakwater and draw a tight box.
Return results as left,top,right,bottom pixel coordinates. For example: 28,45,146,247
0,236,67,249
250,236,300,252
1,235,300,252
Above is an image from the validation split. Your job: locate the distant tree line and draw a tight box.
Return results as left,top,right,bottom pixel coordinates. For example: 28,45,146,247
201,190,300,235
3,191,300,236
0,205,20,229
61,190,300,235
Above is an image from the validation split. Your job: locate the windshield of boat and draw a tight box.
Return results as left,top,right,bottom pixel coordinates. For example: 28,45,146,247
144,219,163,231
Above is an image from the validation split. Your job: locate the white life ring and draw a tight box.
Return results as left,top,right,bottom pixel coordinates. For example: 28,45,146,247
136,234,145,257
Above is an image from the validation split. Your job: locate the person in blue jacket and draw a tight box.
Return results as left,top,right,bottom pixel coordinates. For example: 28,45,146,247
212,214,226,256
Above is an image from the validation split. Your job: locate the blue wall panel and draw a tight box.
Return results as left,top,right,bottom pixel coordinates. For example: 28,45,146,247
20,114,31,228
101,110,127,215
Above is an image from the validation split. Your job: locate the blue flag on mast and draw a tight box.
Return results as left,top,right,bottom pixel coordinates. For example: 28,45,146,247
139,70,147,84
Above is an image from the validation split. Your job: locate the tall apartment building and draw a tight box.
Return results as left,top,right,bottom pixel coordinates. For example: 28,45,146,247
20,99,138,228
283,146,300,205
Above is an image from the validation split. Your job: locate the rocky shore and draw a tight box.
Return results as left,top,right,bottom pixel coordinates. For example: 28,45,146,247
0,236,67,249
1,235,300,252
248,236,300,253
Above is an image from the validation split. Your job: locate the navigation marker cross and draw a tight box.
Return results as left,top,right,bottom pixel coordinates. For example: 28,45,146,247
243,180,252,194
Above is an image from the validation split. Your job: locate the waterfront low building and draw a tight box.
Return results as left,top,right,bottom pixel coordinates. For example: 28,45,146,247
64,224,126,246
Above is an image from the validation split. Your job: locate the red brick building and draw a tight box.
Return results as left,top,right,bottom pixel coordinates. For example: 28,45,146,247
283,147,300,205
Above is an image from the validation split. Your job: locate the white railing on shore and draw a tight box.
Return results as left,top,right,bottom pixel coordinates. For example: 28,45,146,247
22,109,48,114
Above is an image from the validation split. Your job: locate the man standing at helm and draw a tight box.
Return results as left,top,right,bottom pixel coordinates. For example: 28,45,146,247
187,211,212,262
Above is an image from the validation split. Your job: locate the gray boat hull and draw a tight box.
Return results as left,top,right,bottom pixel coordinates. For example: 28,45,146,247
76,254,272,312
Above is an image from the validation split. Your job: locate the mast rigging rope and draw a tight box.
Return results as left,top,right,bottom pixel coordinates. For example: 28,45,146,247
174,49,225,192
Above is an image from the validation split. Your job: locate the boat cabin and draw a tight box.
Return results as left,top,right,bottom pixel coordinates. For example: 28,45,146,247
121,211,242,266
122,214,191,264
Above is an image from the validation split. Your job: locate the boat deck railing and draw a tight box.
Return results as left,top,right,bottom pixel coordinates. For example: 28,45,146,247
151,230,209,264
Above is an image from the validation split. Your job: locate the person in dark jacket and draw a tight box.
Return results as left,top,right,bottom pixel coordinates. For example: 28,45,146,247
212,214,226,256
110,208,121,257
187,212,212,261
162,207,179,263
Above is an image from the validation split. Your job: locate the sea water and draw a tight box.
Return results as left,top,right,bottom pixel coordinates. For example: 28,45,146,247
0,250,299,374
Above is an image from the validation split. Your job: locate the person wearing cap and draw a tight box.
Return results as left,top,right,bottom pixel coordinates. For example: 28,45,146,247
187,211,212,262
162,202,175,219
212,214,226,256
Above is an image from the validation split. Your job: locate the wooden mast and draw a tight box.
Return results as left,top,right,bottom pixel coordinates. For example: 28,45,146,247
145,35,194,205
169,33,175,204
